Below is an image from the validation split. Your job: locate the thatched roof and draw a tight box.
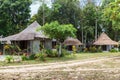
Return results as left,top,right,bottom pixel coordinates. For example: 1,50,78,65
63,37,83,45
0,21,48,41
93,32,119,45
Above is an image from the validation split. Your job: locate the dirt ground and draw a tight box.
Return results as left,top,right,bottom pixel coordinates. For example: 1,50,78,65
0,56,120,80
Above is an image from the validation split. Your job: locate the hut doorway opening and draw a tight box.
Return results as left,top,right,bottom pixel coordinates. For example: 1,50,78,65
19,41,28,50
13,41,30,53
67,46,72,51
102,45,106,51
52,41,56,49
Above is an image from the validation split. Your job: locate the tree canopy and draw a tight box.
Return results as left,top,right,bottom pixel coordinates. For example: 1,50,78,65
40,21,77,42
102,0,120,40
39,21,77,56
0,0,32,36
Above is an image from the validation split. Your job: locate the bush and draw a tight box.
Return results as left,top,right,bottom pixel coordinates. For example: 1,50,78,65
89,46,97,53
46,49,53,57
28,54,36,60
110,48,118,52
52,50,58,57
46,49,57,57
61,49,70,57
5,56,14,63
21,54,28,61
97,46,102,52
35,53,46,61
83,48,88,52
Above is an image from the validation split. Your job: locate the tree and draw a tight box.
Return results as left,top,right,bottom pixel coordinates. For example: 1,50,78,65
0,0,32,36
39,21,77,56
102,0,120,40
30,0,81,40
81,1,102,46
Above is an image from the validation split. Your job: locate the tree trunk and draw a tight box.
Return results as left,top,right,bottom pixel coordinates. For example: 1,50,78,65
58,42,62,57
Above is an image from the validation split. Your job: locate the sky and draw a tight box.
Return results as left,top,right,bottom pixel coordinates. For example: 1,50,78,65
30,0,52,16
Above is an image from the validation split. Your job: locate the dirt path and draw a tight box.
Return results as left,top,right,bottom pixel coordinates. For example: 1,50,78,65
0,56,119,73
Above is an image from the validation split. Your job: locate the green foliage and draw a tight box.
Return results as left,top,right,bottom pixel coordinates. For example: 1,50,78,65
89,46,102,53
82,2,102,42
4,44,21,55
28,54,36,60
21,54,28,61
35,53,46,61
97,46,102,52
0,0,32,36
61,49,70,57
102,0,120,30
46,49,57,57
33,0,81,28
32,0,120,44
33,3,51,25
45,49,69,57
83,48,88,53
39,21,76,57
102,0,120,39
40,21,77,42
89,46,97,53
110,48,118,52
5,56,14,63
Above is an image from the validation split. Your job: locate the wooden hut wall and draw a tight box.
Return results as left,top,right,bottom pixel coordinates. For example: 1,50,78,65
44,40,52,50
32,40,40,54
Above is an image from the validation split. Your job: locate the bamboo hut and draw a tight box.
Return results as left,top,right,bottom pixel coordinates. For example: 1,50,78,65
0,21,52,54
63,37,83,51
93,32,119,51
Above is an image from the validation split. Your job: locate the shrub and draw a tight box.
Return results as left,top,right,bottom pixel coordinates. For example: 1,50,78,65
97,46,102,52
83,48,88,52
21,54,28,61
110,48,118,52
5,56,14,63
46,49,53,57
52,50,58,57
35,53,46,61
89,46,97,53
46,49,57,57
61,49,70,57
28,54,36,60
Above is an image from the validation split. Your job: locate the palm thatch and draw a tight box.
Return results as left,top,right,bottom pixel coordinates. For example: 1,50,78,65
63,37,83,45
93,32,119,45
0,21,48,41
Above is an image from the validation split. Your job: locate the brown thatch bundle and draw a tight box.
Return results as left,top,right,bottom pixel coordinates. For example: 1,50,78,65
63,37,83,45
93,32,119,45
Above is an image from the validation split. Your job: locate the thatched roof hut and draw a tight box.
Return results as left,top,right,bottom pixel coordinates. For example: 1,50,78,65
93,32,119,45
63,37,83,45
1,21,48,41
0,21,51,54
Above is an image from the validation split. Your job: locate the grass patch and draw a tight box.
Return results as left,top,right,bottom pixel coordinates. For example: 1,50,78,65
0,52,120,67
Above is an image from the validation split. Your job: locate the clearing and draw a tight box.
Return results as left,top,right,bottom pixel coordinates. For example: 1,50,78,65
0,53,120,80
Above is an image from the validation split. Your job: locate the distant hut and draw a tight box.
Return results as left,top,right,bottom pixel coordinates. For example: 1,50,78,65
0,21,52,54
63,37,83,51
93,32,119,51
